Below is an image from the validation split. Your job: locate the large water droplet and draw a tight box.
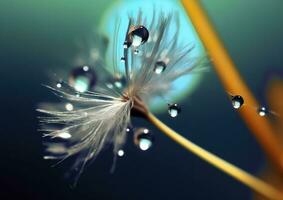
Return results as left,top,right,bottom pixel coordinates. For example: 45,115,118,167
134,128,154,151
231,95,244,109
258,106,267,117
154,61,167,74
168,103,181,117
69,66,96,93
128,25,149,47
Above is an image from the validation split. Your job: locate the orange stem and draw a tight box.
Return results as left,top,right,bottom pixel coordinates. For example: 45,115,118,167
181,0,283,173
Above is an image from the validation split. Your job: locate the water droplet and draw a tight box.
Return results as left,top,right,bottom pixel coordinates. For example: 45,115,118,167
154,61,167,74
69,66,96,93
56,131,72,139
168,104,181,117
258,106,267,117
65,103,74,111
117,149,125,157
56,82,62,88
123,41,128,49
128,25,149,47
120,57,125,63
134,49,139,54
134,128,154,151
231,95,244,109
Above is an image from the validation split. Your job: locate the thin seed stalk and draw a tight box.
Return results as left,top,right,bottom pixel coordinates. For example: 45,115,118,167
146,112,283,200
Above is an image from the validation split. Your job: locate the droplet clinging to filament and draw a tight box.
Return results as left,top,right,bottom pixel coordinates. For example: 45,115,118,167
128,25,149,48
154,61,167,74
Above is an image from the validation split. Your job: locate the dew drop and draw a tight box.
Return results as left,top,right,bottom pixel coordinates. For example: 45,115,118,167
120,57,125,63
258,106,267,117
56,82,62,88
154,61,167,74
123,41,128,49
231,95,244,109
56,131,72,139
134,49,139,54
168,103,181,117
128,25,149,47
69,66,96,93
117,149,125,157
65,103,74,111
134,128,154,151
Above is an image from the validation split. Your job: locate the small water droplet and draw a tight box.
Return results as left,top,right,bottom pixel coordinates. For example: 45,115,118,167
134,128,154,151
120,57,125,63
128,25,149,47
154,61,167,74
117,149,125,157
56,82,62,88
56,131,72,139
123,41,128,49
258,106,267,117
168,104,181,117
231,95,244,109
65,103,74,111
134,49,139,54
69,66,96,93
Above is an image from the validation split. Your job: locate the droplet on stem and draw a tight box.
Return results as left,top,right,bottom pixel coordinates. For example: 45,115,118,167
231,95,244,109
257,106,267,117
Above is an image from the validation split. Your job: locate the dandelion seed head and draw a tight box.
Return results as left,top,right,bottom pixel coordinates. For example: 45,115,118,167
38,4,207,185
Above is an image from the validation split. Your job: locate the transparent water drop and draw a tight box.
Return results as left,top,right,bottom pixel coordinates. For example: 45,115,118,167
69,66,96,93
134,128,154,151
168,103,181,117
258,106,267,117
123,41,128,49
231,95,244,109
120,57,125,63
134,49,139,54
154,61,167,74
56,82,62,88
128,25,149,47
117,149,125,157
65,103,74,111
56,131,72,139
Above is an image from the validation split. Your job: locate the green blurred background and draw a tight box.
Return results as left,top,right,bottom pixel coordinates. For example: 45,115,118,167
0,0,283,199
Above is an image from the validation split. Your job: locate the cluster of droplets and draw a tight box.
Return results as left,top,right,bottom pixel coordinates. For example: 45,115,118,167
229,93,273,117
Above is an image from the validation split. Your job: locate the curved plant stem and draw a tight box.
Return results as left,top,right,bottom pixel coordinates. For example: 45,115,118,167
146,112,283,200
181,0,283,174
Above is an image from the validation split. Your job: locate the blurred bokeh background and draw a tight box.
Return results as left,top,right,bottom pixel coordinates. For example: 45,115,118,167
0,0,283,199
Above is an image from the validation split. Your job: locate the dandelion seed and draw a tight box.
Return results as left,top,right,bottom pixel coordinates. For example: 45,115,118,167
38,11,205,185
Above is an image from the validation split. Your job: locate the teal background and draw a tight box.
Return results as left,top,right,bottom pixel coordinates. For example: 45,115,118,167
0,0,283,200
